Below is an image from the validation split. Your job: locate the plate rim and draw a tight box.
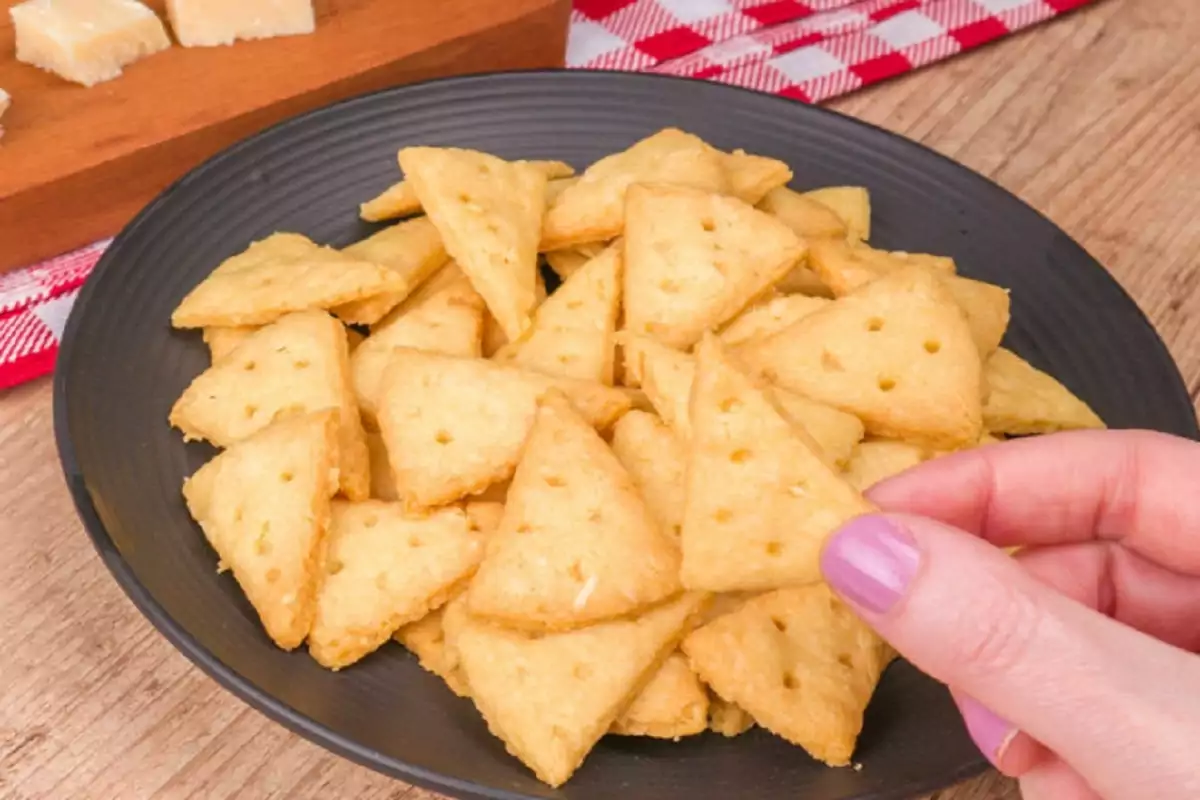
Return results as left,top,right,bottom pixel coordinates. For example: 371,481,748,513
52,68,1200,800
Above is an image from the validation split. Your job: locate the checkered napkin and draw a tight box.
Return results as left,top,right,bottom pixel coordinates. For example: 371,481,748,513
0,0,1095,391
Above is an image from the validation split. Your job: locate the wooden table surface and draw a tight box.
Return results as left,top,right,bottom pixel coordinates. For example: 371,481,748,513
2,1,1198,797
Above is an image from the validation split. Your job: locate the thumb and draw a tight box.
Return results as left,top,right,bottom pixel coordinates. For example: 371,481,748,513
820,513,1200,800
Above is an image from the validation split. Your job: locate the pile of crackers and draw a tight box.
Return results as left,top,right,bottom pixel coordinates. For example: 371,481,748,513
167,128,1104,787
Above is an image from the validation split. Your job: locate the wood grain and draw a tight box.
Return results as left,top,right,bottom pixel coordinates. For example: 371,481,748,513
0,0,571,274
2,0,1199,797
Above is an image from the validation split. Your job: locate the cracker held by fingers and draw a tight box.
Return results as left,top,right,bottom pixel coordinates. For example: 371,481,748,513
398,147,547,342
453,592,709,787
171,233,405,329
308,501,485,670
467,392,681,631
493,244,622,384
683,584,894,767
738,266,985,449
681,336,874,592
376,349,631,509
170,309,370,500
182,410,340,650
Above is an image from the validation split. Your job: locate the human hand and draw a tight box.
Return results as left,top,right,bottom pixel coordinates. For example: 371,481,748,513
819,430,1200,800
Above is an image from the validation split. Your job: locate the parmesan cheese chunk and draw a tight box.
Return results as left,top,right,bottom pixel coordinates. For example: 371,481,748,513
11,0,171,87
166,0,316,48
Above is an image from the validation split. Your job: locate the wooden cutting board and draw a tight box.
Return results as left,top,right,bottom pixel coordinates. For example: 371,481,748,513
0,0,571,273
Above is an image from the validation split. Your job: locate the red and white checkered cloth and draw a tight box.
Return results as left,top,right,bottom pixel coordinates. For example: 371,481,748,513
0,0,1095,391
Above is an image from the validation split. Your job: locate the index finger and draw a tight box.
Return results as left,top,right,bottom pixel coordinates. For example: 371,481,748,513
866,429,1200,574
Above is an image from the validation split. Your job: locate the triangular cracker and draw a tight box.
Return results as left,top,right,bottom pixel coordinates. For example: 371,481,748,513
467,393,681,631
610,410,687,540
804,186,871,242
544,241,607,281
351,264,485,425
541,128,729,251
493,245,622,384
171,233,406,328
758,186,847,240
681,337,874,592
308,501,485,669
331,217,450,325
377,349,632,508
170,309,371,500
392,501,505,696
723,149,792,206
398,147,547,341
360,160,573,222
481,264,548,357
683,585,893,766
843,440,928,491
720,294,831,347
983,347,1105,434
203,325,258,362
455,591,708,787
709,696,755,737
610,652,709,739
628,335,864,466
738,267,985,448
808,239,1009,356
182,410,339,650
623,183,805,351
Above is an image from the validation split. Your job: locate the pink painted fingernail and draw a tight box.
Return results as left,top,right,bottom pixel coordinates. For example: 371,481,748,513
820,515,920,614
959,695,1019,767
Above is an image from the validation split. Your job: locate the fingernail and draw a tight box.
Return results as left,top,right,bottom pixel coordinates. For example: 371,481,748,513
820,515,920,614
959,695,1019,767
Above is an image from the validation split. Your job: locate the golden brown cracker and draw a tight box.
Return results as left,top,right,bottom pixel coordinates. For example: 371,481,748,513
541,128,729,251
610,410,687,540
308,501,485,670
842,440,927,491
738,267,984,449
758,186,847,240
398,147,547,341
723,149,792,206
544,240,609,281
683,585,892,767
171,233,405,329
377,349,632,509
681,336,874,592
394,599,471,698
769,390,866,470
332,217,450,325
182,410,340,650
351,264,485,426
365,430,397,500
610,652,709,739
494,245,622,384
360,160,574,222
626,335,695,439
202,325,258,363
623,183,805,352
709,696,755,737
482,269,548,356
170,309,371,500
804,186,871,242
455,592,708,787
467,393,681,631
720,294,831,347
983,347,1105,434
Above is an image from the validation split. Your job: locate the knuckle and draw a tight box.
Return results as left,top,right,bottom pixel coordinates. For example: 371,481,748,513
951,576,1045,680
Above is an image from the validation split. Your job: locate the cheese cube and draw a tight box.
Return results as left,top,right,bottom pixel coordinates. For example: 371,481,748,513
11,0,171,88
166,0,316,48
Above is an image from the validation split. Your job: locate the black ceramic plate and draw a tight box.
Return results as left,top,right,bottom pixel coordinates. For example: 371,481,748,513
55,71,1198,800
